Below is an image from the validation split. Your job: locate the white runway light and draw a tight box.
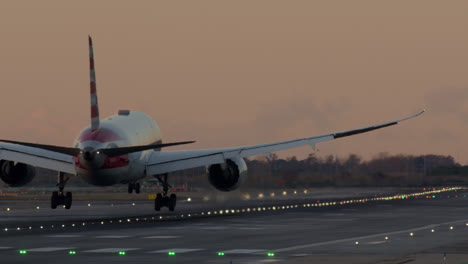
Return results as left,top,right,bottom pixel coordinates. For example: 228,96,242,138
187,197,192,202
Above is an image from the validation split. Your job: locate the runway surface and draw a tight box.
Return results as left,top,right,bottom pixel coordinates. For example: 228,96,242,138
1,187,467,264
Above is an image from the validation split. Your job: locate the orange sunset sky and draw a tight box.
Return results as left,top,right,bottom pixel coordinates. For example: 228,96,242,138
0,1,467,163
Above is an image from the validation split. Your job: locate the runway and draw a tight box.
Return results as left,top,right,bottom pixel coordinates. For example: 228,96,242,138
0,187,467,264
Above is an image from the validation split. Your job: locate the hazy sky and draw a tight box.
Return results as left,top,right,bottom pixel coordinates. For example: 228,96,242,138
1,1,467,163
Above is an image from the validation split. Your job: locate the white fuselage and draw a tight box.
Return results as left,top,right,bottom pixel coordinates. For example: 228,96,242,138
73,111,161,186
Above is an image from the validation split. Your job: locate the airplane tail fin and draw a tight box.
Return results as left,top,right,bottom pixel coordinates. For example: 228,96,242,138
89,36,100,131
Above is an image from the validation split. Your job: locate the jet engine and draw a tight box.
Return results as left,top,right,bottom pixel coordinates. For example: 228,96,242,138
0,160,36,187
207,157,247,191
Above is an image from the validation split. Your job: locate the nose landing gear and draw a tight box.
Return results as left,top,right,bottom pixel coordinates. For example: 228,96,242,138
51,172,72,209
154,174,177,211
128,182,141,194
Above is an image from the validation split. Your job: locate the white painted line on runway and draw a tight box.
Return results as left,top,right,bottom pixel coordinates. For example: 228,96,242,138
95,235,131,238
238,227,264,230
200,226,228,230
323,213,345,216
26,247,75,252
272,223,439,253
367,241,387,245
148,248,203,253
84,248,139,253
223,249,265,254
44,234,83,238
0,247,12,250
302,218,357,222
142,236,180,239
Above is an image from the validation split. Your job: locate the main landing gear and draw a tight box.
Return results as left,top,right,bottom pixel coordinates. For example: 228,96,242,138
154,174,177,211
51,172,72,209
128,182,141,194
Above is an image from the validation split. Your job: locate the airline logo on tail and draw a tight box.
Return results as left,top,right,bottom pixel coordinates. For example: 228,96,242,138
89,36,100,132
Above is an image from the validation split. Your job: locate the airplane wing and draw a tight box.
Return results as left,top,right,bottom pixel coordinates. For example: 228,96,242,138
0,143,76,175
146,110,424,176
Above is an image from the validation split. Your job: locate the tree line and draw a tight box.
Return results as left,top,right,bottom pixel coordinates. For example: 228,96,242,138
242,153,467,187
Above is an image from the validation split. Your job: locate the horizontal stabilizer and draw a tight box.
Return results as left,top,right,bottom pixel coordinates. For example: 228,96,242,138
0,139,195,157
100,141,196,157
0,139,81,156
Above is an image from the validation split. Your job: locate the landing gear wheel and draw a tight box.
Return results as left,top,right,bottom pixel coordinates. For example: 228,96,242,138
154,193,162,211
51,191,58,209
128,183,134,194
64,192,73,209
135,182,141,194
168,194,177,211
153,174,177,211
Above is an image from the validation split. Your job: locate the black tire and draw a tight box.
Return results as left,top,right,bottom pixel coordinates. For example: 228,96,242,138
154,193,162,211
51,191,58,209
65,192,72,209
128,183,134,194
135,182,140,194
168,194,177,212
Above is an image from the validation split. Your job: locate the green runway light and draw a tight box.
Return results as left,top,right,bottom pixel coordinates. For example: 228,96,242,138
267,252,275,257
118,251,126,256
217,252,225,256
168,251,176,256
19,250,27,254
69,251,76,255
432,195,436,198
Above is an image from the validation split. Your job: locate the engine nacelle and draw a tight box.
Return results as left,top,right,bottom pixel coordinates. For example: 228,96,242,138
0,160,36,187
207,157,247,192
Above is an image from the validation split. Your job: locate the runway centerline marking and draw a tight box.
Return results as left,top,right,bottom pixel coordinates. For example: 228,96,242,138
84,248,139,253
223,249,265,254
323,213,345,216
95,235,131,239
272,223,439,253
200,226,228,230
44,234,83,238
26,247,75,252
367,241,387,245
142,236,180,239
148,248,203,253
0,247,12,250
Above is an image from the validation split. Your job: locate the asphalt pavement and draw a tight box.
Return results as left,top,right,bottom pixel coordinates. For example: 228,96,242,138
0,187,467,264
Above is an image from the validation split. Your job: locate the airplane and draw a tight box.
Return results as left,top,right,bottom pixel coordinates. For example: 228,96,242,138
0,36,424,211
